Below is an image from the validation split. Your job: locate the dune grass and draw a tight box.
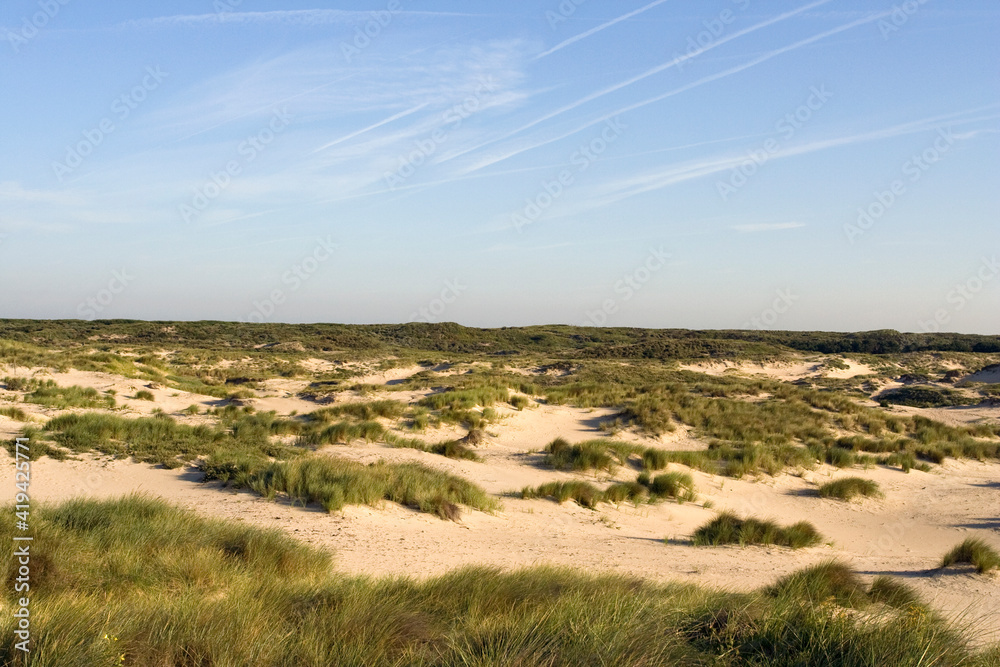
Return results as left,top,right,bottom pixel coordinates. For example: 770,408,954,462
880,386,977,408
0,406,29,421
868,575,924,609
200,452,498,520
308,399,407,421
134,389,155,401
818,477,883,501
638,470,698,503
0,494,993,666
769,561,924,611
543,437,641,472
43,412,228,465
522,472,695,508
521,480,604,508
692,512,823,549
20,380,116,410
939,538,1000,574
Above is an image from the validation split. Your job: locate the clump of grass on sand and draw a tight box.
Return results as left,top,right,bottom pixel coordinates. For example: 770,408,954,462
0,495,989,666
21,380,116,410
522,471,696,508
542,437,639,472
521,481,603,508
692,512,822,549
0,406,29,421
638,471,697,503
939,538,1000,574
769,561,924,611
818,477,883,501
200,452,498,520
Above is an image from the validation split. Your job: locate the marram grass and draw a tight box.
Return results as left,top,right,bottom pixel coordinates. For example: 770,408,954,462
0,495,995,666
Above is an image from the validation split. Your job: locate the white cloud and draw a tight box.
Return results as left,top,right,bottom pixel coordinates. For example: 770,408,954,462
116,9,478,30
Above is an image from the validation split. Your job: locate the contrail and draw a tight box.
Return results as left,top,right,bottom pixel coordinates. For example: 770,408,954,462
534,0,674,60
438,0,833,167
310,103,430,154
459,5,886,175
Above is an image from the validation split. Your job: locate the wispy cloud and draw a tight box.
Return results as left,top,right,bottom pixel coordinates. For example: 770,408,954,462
310,103,431,154
116,9,478,30
534,0,674,59
731,222,806,233
587,106,1000,209
456,6,896,177
439,0,834,170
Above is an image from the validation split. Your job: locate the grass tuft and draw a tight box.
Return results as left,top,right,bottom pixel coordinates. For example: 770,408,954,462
638,471,697,503
692,512,822,549
868,576,923,609
939,538,1000,574
201,452,499,520
768,561,868,607
818,477,883,501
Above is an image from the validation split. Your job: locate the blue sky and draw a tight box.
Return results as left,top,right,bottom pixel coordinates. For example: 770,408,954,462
1,1,998,333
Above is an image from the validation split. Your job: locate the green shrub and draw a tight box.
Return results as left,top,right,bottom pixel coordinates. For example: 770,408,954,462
2,376,36,391
939,538,1000,574
818,477,883,501
134,390,155,401
880,386,976,408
